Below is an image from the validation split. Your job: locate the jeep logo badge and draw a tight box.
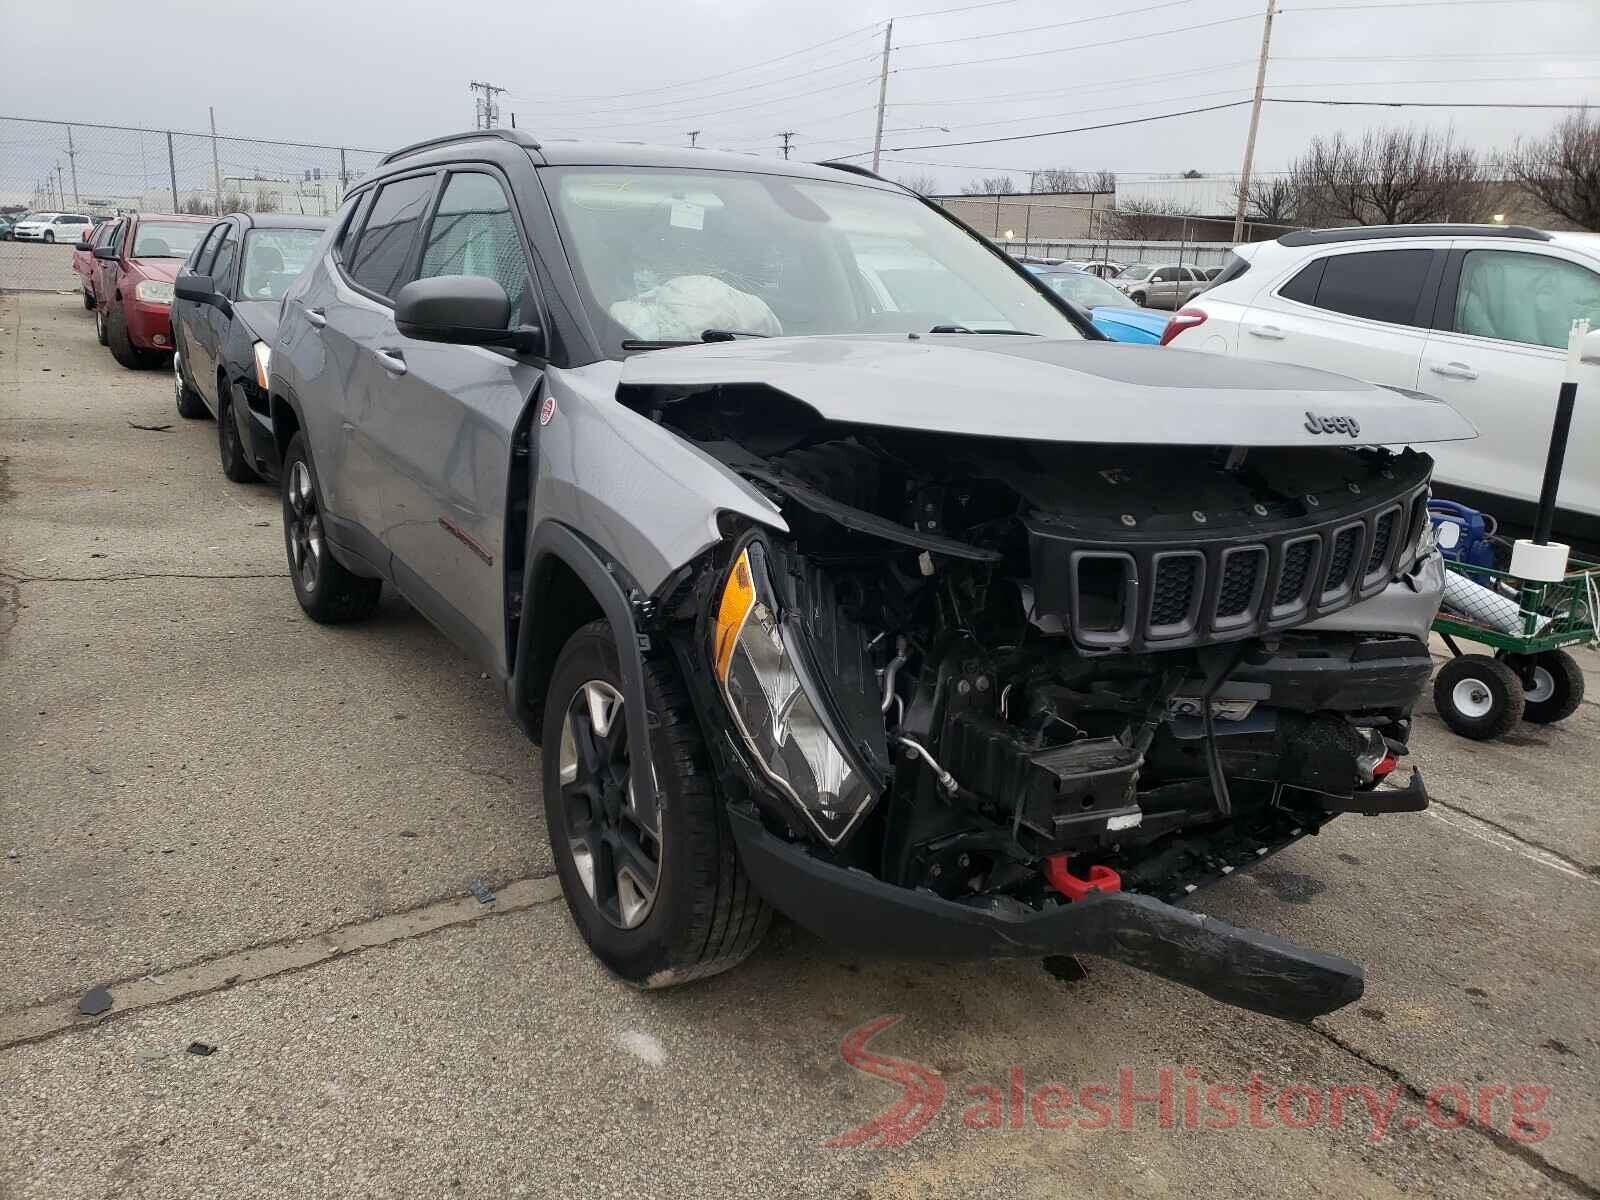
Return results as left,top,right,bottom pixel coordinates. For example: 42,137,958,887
1305,411,1361,438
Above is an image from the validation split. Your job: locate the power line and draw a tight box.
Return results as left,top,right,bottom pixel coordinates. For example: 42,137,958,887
516,54,880,117
893,12,1265,73
1282,0,1582,10
895,0,1193,50
892,0,1030,20
888,59,1256,106
509,21,884,104
1270,97,1598,109
1278,51,1600,61
850,99,1256,154
538,79,879,135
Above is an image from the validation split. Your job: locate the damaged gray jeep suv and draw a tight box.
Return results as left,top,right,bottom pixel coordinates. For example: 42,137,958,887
268,131,1474,1021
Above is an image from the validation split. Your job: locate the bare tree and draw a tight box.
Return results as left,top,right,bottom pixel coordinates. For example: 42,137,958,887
1236,175,1299,226
1506,108,1600,230
1288,126,1490,226
895,172,942,197
960,175,1016,196
1031,167,1117,193
1106,199,1192,241
1181,168,1205,179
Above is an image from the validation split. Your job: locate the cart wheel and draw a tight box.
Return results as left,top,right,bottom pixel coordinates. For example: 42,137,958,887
1512,650,1585,725
1434,655,1524,740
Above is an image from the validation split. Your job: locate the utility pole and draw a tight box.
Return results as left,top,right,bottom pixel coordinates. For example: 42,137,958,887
56,163,65,208
510,112,516,129
469,80,508,129
870,19,893,174
209,106,224,216
66,126,80,206
777,131,796,160
1232,0,1277,243
687,130,700,147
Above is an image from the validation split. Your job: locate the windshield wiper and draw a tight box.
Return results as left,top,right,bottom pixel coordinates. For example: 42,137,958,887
622,328,772,351
928,324,1039,335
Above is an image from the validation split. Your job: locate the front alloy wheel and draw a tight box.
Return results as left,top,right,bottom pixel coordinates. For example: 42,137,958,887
279,432,381,623
558,679,660,929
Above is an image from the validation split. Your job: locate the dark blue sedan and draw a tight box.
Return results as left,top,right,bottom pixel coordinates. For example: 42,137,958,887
1025,266,1170,344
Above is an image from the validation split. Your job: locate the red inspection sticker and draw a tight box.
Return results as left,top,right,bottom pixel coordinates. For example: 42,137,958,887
539,394,556,426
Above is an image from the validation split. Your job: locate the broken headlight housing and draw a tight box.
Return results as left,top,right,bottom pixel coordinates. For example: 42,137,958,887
712,542,874,845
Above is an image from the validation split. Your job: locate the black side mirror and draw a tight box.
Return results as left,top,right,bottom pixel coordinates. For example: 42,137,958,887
175,273,216,303
93,245,118,261
75,239,92,252
394,276,544,354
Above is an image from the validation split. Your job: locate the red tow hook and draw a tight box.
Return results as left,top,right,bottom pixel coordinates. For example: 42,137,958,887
1043,855,1122,902
1371,753,1397,780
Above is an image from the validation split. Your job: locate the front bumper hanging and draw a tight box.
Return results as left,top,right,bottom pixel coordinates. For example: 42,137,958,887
728,806,1364,1023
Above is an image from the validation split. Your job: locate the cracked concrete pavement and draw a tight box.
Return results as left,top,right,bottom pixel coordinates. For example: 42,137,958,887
2,290,1598,1198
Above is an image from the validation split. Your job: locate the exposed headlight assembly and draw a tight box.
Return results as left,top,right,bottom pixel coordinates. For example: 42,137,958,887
712,542,874,845
134,279,174,304
253,341,271,389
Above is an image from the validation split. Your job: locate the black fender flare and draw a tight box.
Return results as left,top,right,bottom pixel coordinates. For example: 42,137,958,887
510,521,659,823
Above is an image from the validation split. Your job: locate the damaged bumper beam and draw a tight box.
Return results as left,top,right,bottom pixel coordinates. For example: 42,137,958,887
728,806,1363,1023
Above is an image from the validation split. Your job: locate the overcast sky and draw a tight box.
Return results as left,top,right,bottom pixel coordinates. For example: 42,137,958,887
2,0,1596,195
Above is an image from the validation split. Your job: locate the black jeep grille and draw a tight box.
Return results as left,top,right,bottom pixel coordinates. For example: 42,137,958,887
1150,556,1199,626
1274,540,1315,607
1217,549,1264,619
1026,469,1432,653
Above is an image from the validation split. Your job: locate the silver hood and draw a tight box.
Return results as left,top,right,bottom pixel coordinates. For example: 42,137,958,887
618,335,1478,447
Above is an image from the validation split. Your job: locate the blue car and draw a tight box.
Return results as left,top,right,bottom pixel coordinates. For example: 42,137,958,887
1025,266,1170,344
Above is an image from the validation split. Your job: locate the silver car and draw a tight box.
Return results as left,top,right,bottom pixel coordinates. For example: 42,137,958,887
1112,261,1211,309
266,131,1471,1021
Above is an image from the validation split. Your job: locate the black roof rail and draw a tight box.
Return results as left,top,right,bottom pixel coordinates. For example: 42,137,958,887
1278,223,1551,247
815,160,899,186
378,128,542,167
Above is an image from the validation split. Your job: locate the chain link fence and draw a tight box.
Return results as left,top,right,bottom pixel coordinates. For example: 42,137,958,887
1,115,385,292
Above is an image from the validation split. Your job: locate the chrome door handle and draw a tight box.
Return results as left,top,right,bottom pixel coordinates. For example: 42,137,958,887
304,306,327,328
376,348,407,376
1247,324,1285,340
1430,361,1478,381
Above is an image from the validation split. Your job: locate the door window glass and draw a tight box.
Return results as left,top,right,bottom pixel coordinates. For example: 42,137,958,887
210,228,241,294
1306,249,1433,326
1454,249,1600,349
347,174,434,299
415,172,531,320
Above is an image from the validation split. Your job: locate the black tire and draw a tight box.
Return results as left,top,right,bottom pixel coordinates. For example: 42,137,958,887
43,231,54,244
1434,654,1524,740
173,353,208,419
218,383,260,483
1131,292,1147,307
95,303,109,346
542,619,770,988
1512,650,1585,725
82,287,95,311
280,432,381,623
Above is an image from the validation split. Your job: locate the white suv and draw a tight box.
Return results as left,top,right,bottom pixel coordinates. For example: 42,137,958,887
1167,225,1600,540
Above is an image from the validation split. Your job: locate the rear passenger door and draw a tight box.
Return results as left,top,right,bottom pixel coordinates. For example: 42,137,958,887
1236,244,1445,391
372,167,545,664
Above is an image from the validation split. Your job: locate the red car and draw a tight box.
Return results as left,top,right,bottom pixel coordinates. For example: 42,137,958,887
72,218,120,310
91,212,213,368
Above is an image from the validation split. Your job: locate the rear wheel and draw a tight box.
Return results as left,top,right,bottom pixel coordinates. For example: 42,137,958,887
95,303,109,346
542,619,770,987
281,432,381,623
43,231,54,244
82,287,95,311
1434,654,1523,740
1510,650,1585,725
217,382,260,483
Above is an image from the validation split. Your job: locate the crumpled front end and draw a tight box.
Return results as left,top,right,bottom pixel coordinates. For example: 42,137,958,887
637,378,1443,1021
